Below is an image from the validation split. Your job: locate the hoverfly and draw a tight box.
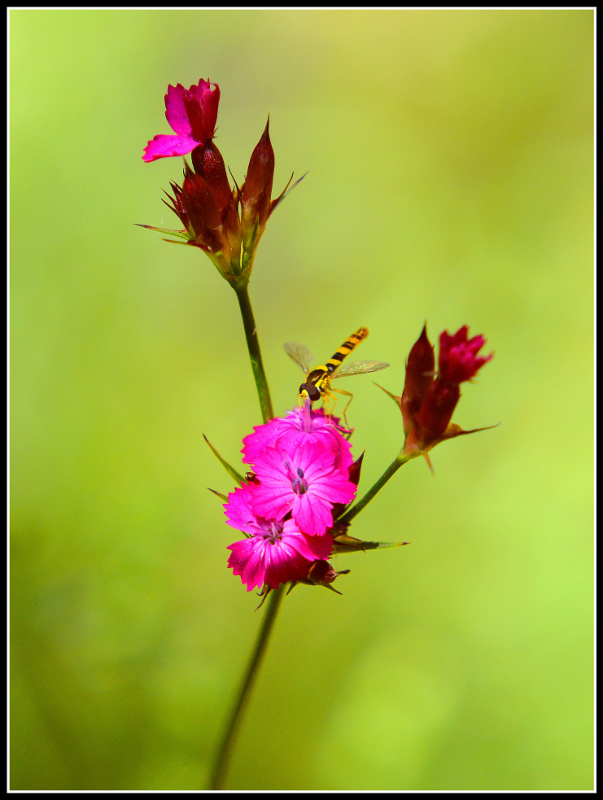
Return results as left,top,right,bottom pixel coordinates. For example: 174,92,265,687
284,327,389,425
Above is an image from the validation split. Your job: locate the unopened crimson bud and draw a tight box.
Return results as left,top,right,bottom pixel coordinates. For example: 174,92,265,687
400,324,434,438
180,165,224,251
240,119,275,246
377,324,495,465
191,141,233,214
305,560,350,593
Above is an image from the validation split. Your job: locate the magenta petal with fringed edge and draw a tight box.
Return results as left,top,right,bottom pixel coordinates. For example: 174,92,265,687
164,83,194,136
143,134,200,162
224,487,332,591
143,79,220,162
242,406,353,472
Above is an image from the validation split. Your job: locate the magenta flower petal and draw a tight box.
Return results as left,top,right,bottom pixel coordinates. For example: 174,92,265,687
164,83,193,137
223,485,258,535
183,80,220,143
242,405,353,472
291,493,334,538
142,133,200,162
143,79,220,163
241,417,285,464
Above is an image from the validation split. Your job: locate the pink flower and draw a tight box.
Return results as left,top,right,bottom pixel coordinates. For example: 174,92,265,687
143,80,220,162
249,440,357,537
225,485,332,591
242,405,353,471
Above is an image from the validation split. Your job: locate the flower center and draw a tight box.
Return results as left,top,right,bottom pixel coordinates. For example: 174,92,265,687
261,519,284,544
284,460,309,495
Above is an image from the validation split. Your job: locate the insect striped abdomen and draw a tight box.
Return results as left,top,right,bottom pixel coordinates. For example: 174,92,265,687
323,327,369,374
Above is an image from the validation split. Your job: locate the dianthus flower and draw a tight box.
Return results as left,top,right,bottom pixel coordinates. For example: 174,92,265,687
143,80,220,162
224,408,358,592
248,439,357,537
225,484,331,591
242,404,353,471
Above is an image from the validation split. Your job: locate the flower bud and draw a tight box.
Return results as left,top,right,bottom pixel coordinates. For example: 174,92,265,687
377,324,495,465
400,323,434,437
180,166,223,243
303,560,350,594
403,325,493,458
240,119,275,248
191,141,232,214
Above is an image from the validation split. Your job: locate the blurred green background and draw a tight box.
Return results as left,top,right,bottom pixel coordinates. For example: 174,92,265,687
10,9,593,790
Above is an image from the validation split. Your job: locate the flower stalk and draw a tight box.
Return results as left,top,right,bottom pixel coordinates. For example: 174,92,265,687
338,451,411,525
234,282,274,423
209,584,285,790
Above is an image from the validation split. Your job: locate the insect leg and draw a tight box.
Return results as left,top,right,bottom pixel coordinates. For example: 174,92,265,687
327,386,354,428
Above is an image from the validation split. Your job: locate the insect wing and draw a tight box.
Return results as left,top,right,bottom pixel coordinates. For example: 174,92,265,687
284,341,314,375
331,360,390,379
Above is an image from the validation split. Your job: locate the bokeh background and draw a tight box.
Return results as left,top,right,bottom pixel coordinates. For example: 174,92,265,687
10,9,593,791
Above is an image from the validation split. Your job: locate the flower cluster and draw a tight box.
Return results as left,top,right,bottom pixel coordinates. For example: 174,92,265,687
142,79,299,288
224,406,358,593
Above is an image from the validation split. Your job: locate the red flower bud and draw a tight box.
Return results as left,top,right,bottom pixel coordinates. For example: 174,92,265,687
180,167,223,251
241,119,275,239
400,323,434,437
142,82,305,286
191,141,232,214
376,325,495,465
304,559,350,594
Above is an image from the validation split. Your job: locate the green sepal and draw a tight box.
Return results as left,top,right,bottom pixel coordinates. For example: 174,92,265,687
135,223,190,240
373,381,401,407
331,532,409,554
269,171,308,215
203,434,245,486
207,487,228,502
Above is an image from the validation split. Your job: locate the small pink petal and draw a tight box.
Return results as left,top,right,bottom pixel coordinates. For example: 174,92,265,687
142,133,199,162
293,494,333,537
164,83,193,137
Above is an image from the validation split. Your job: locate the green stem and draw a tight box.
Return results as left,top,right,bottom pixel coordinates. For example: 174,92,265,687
234,283,274,423
338,452,411,525
209,584,285,789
